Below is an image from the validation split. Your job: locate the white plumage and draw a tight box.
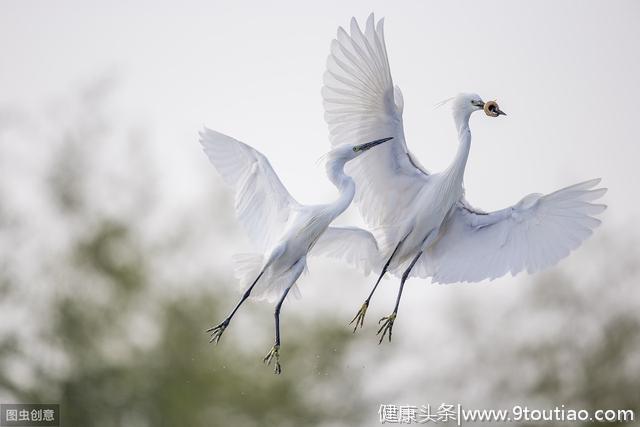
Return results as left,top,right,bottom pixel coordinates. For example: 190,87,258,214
322,14,607,341
200,127,390,372
423,179,606,284
200,128,385,300
200,128,298,255
313,226,381,276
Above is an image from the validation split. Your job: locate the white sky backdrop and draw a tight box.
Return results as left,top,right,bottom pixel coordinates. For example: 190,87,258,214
2,0,639,416
2,0,638,228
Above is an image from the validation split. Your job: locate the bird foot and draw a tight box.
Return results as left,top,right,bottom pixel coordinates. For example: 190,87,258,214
349,301,369,332
376,312,397,344
206,319,230,344
263,344,282,375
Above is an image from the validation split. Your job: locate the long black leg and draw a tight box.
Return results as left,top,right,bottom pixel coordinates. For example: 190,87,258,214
350,239,404,332
263,280,296,375
377,250,423,344
274,283,294,347
393,250,423,313
206,270,265,344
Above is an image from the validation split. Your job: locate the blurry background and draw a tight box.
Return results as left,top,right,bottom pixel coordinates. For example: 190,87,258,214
1,1,639,426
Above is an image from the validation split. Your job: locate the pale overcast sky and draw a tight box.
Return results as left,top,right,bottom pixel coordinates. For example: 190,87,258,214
2,2,639,415
2,0,638,231
2,0,638,298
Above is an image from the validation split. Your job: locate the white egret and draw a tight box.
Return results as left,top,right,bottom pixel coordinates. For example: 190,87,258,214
199,128,390,373
322,14,607,343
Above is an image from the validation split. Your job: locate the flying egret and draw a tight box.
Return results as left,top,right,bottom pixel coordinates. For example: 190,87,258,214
199,128,390,373
322,14,607,343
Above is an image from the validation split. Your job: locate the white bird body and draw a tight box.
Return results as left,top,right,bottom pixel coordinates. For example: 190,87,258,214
261,205,332,289
323,14,607,341
198,131,383,302
380,101,474,272
200,128,389,372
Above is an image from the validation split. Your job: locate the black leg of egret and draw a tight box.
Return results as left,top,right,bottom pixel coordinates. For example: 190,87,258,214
206,270,265,344
263,282,295,375
377,250,423,344
350,239,404,332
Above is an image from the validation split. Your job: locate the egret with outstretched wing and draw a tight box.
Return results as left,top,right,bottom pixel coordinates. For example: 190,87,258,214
322,14,607,343
200,128,390,373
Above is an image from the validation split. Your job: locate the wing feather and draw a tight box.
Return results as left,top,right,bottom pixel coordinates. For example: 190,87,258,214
199,128,299,252
311,226,381,276
323,14,429,244
419,179,607,283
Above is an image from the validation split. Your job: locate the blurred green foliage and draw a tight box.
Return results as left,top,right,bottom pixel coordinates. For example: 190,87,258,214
1,84,638,427
0,87,367,427
5,218,365,426
515,270,640,425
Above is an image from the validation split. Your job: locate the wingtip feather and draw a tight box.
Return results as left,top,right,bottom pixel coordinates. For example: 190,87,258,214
365,13,375,29
350,17,359,33
584,177,602,188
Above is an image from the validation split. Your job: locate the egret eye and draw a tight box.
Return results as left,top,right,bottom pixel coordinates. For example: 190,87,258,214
353,147,358,152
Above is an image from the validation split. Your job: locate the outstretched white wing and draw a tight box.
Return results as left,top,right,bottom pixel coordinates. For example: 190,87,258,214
418,179,607,284
323,14,429,239
311,226,382,276
199,128,299,252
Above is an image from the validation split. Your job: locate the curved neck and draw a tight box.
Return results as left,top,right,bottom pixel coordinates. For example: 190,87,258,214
444,110,472,180
326,158,356,217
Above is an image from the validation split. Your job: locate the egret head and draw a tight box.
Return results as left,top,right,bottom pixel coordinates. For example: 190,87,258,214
450,93,506,118
327,137,394,163
324,137,393,183
350,136,394,158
